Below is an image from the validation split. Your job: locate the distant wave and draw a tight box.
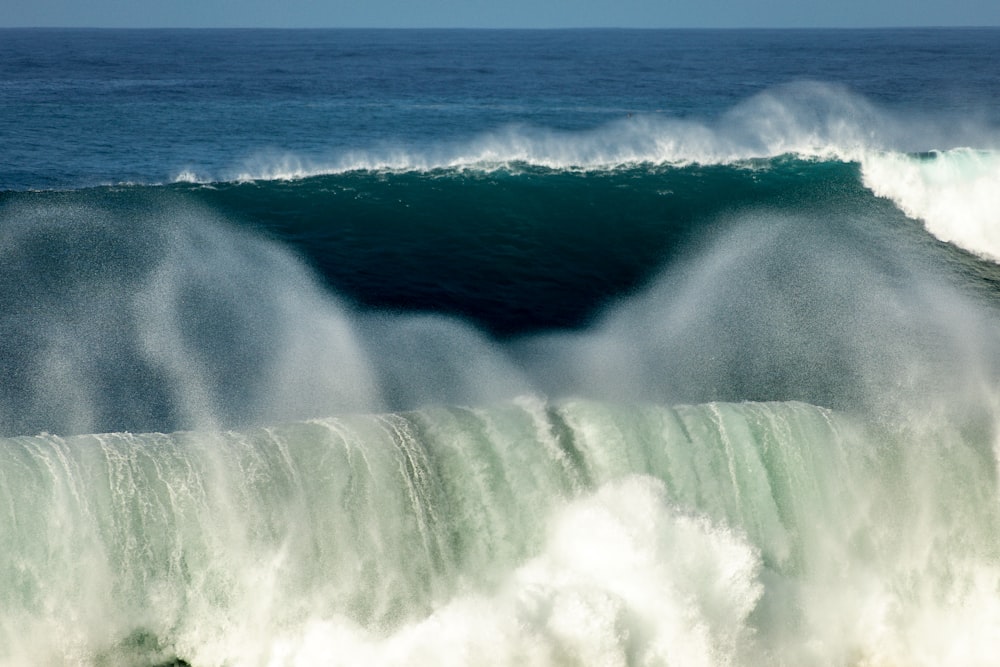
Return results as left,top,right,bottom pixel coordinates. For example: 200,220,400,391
159,83,1000,265
176,150,1000,268
167,82,998,183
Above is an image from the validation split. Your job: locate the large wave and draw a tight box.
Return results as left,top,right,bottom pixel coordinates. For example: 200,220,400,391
167,83,1000,264
3,399,999,666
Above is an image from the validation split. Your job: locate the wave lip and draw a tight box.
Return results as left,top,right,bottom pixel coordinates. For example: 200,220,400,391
862,147,1000,262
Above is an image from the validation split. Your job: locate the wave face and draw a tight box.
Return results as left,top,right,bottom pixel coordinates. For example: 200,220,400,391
4,28,1000,667
4,399,999,666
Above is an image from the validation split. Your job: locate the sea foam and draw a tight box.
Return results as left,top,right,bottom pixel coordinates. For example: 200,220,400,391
861,148,1000,262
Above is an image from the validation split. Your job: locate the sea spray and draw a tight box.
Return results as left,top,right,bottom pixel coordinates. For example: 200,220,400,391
0,196,380,436
6,161,1000,431
517,205,1000,417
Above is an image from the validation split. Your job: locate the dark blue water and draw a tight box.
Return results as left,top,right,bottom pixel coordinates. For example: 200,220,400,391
3,28,999,189
3,29,1000,666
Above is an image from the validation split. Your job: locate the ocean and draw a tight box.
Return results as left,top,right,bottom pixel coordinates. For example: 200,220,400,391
2,27,1000,666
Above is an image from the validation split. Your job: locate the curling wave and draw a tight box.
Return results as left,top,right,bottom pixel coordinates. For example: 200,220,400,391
861,148,1000,261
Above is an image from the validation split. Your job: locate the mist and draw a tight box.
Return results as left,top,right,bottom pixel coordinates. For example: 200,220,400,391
3,173,999,438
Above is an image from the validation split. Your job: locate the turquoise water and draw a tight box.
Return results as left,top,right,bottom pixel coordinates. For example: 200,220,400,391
5,399,998,666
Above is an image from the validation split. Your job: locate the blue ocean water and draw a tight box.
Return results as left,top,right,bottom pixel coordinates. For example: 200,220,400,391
2,28,1000,666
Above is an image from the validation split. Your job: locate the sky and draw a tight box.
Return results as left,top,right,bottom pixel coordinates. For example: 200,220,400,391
1,0,999,28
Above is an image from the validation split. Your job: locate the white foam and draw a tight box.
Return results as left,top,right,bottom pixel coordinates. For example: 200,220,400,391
862,148,1000,262
175,466,1000,667
217,112,848,182
178,476,763,667
5,398,1000,666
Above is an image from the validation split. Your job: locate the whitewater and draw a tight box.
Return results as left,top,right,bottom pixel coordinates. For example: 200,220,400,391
6,399,1000,666
2,28,1000,667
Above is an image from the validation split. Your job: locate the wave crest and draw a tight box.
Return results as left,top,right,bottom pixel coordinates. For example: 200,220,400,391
862,148,1000,261
172,82,999,184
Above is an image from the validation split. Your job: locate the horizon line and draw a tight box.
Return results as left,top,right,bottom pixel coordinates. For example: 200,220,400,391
2,24,998,31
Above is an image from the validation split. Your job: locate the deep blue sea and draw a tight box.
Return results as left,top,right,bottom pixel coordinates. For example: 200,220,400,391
2,28,1000,666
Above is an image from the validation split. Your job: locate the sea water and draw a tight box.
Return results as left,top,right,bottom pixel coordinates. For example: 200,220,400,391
1,28,1000,666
